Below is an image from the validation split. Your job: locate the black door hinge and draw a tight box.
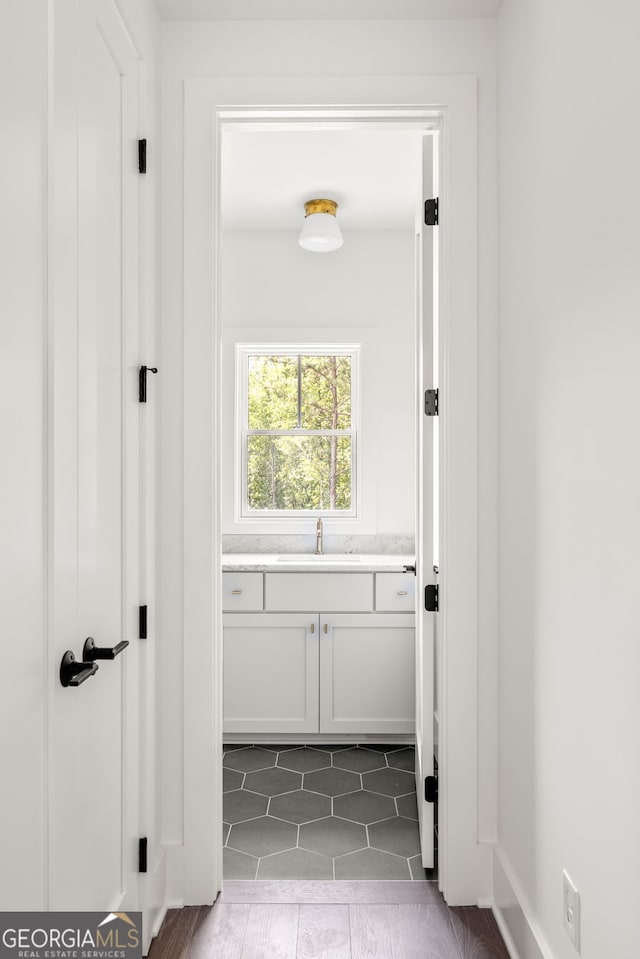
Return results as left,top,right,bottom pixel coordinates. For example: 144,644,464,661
425,584,439,612
425,388,439,416
425,775,438,803
138,837,148,874
424,197,439,226
139,365,158,403
139,605,148,640
138,139,147,174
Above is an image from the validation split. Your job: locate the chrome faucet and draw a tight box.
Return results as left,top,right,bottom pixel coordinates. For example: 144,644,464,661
315,517,324,555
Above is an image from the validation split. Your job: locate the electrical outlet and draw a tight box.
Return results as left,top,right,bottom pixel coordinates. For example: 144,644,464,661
562,870,581,952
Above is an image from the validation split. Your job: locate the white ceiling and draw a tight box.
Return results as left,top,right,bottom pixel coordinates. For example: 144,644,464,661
158,0,502,21
221,129,424,231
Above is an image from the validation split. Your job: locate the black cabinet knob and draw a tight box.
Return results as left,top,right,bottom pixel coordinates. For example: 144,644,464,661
60,650,99,688
83,637,129,662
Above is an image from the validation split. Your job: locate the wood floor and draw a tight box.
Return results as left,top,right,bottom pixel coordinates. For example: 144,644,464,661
148,882,510,959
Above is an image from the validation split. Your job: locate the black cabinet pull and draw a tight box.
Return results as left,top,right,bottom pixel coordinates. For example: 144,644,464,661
60,650,99,687
83,637,130,662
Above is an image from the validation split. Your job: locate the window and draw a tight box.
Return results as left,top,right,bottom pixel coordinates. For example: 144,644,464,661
238,345,359,517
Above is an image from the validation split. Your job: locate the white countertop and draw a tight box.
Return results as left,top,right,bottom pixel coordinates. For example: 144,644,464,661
222,553,415,572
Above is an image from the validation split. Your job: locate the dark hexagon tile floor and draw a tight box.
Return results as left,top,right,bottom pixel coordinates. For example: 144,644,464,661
223,746,277,773
277,746,332,772
303,766,361,797
222,743,437,880
299,816,367,857
243,765,302,796
269,789,331,825
227,815,297,858
333,746,388,773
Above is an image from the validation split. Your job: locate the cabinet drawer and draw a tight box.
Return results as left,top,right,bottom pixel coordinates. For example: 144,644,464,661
375,572,416,611
222,572,264,611
265,572,373,612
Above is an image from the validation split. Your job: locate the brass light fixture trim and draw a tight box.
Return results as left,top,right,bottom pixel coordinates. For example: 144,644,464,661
304,198,339,217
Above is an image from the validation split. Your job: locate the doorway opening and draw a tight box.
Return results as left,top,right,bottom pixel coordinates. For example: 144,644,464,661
181,76,481,906
217,118,439,884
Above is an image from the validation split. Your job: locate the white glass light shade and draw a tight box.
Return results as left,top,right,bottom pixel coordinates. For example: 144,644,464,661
298,200,343,252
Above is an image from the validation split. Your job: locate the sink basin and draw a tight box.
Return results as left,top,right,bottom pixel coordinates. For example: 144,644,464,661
276,554,362,563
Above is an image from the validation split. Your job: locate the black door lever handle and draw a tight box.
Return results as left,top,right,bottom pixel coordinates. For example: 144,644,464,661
83,637,129,662
60,650,99,687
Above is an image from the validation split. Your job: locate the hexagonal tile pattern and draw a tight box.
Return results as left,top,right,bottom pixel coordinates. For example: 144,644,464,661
299,817,367,858
304,766,360,797
396,792,419,820
333,747,387,773
409,855,427,880
334,847,411,880
223,847,258,880
269,789,331,825
244,766,302,797
223,767,244,792
387,747,415,772
257,848,333,880
362,766,415,797
277,747,331,773
369,816,421,858
333,789,396,825
223,746,277,773
223,788,268,824
227,816,297,858
221,744,429,882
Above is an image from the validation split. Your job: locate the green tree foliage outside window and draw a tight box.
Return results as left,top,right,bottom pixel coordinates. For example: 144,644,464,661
245,352,355,513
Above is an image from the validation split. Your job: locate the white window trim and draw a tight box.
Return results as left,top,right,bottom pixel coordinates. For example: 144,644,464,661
221,327,378,535
237,343,360,520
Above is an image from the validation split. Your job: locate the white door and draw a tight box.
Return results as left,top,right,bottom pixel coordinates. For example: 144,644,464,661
50,0,141,912
414,133,438,869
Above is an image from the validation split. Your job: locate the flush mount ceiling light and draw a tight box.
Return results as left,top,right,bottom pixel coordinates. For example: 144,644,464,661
298,198,344,253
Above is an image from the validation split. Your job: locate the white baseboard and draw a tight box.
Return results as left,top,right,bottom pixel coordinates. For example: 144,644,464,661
492,901,527,959
492,847,553,959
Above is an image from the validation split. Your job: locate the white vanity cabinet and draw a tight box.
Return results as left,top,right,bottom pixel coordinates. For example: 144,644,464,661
222,568,415,737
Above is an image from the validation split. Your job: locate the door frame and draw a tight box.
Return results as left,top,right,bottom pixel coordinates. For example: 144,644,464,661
181,74,488,905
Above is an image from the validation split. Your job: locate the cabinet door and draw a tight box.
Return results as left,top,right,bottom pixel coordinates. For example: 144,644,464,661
223,613,319,733
319,614,415,734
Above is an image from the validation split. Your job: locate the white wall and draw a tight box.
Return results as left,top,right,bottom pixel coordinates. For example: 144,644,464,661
221,229,416,536
160,12,498,853
497,2,640,958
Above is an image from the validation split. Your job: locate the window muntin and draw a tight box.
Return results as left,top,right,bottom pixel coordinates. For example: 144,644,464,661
239,346,358,517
